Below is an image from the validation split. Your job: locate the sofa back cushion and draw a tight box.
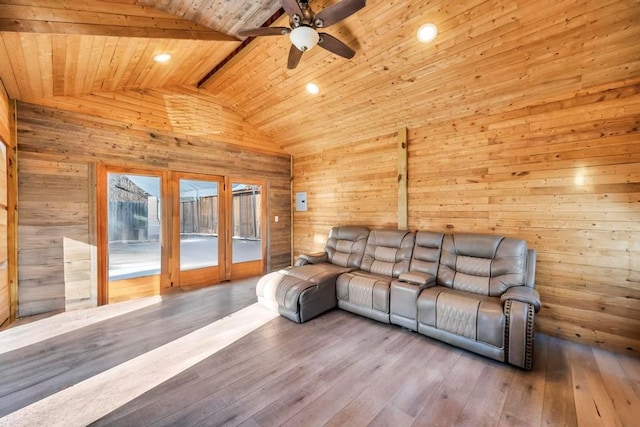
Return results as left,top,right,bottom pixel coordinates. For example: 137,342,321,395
437,234,528,297
325,226,370,268
360,229,415,278
409,231,445,276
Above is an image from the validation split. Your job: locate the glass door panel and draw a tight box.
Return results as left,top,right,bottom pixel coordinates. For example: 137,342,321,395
107,173,162,302
177,175,223,287
229,181,264,279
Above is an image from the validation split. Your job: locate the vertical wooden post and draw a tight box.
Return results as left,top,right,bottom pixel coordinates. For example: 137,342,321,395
164,171,176,289
96,164,107,305
397,127,408,230
87,163,98,306
7,99,18,321
290,155,294,268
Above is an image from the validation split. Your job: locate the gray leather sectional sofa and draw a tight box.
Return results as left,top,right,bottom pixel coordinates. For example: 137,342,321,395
256,226,541,369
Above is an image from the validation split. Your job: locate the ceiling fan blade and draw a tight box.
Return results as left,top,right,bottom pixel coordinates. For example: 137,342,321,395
287,44,304,69
318,33,355,59
237,27,290,37
281,0,304,18
314,0,366,28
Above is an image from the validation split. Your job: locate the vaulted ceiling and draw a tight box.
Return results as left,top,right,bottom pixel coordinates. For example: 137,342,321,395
0,0,638,155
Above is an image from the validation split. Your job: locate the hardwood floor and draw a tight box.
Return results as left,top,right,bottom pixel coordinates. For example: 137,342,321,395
0,277,638,426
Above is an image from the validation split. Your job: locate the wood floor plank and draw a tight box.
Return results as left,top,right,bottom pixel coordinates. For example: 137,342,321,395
387,340,460,419
498,334,548,427
326,334,463,426
246,322,415,427
95,311,351,425
0,280,258,417
2,278,639,427
541,336,578,427
412,352,487,426
591,347,639,427
269,319,419,426
454,361,515,426
244,335,412,425
92,315,303,424
368,403,415,427
567,342,624,427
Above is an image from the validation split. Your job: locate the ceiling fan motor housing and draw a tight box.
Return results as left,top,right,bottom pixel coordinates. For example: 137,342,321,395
290,1,316,29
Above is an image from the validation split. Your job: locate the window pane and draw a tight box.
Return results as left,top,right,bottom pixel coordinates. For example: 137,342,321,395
180,179,219,271
107,174,161,280
231,183,262,263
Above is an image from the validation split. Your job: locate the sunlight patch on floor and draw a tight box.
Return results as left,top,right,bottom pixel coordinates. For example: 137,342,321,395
0,303,278,427
0,296,163,355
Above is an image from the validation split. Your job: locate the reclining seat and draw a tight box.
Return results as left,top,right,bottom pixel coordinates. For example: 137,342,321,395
256,226,369,323
416,234,540,369
389,231,445,331
336,229,415,323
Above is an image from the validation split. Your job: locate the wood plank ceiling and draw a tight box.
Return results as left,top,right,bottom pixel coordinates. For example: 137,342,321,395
0,0,279,100
0,0,638,154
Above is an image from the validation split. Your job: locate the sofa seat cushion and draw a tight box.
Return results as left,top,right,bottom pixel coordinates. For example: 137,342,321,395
337,270,393,314
417,286,505,348
286,263,350,282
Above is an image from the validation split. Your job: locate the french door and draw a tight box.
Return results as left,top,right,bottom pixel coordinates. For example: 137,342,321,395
97,166,265,304
227,179,265,280
173,173,225,288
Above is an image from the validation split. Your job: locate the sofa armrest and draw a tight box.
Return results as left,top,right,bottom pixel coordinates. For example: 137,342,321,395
398,271,436,287
295,252,328,267
501,286,541,312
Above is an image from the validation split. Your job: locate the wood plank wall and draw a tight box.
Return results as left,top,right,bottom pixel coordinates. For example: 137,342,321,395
15,89,291,317
290,4,640,355
293,131,399,249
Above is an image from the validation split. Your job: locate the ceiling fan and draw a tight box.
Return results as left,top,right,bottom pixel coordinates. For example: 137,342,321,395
238,0,366,69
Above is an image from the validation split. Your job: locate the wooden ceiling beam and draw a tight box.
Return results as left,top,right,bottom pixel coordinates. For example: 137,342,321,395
0,2,238,41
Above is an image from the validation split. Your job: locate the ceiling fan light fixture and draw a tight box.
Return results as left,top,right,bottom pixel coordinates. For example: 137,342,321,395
417,23,438,43
290,26,320,51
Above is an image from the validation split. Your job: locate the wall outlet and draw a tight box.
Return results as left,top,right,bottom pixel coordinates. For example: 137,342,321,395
275,216,279,223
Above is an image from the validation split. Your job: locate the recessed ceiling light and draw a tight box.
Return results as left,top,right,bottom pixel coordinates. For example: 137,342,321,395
154,53,172,63
417,23,438,43
306,82,320,94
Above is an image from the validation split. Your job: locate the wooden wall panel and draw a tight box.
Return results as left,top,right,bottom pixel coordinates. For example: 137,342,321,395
24,86,286,155
406,80,640,356
17,157,89,316
288,1,640,356
293,132,398,253
16,97,290,317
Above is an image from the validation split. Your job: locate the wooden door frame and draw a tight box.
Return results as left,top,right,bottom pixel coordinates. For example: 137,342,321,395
172,171,226,289
97,166,268,304
0,139,9,326
97,165,170,305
